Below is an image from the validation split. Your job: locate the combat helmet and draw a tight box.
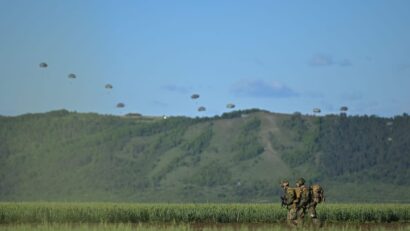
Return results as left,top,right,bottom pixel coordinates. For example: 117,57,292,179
280,179,289,188
296,178,305,186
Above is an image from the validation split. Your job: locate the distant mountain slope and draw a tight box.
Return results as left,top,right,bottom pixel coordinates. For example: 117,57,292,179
0,109,409,202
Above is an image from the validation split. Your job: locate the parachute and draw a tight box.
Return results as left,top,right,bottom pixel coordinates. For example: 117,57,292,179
191,94,200,99
226,103,235,109
197,106,206,112
105,84,113,89
340,106,348,112
67,73,76,79
116,103,125,108
39,62,48,68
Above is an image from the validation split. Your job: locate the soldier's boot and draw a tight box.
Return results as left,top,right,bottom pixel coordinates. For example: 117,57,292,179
287,208,298,227
296,211,305,227
311,218,322,227
296,218,305,227
287,219,298,227
296,214,305,227
287,215,298,227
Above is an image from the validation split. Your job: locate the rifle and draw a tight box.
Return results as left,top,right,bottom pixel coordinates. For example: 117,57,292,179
280,195,287,208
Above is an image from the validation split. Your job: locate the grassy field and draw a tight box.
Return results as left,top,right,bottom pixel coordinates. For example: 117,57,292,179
0,203,409,224
0,223,409,231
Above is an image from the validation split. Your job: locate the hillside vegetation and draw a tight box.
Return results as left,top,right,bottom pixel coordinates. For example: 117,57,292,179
0,109,409,202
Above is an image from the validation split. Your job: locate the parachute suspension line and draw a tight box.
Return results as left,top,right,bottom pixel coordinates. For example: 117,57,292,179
38,62,49,78
67,73,76,86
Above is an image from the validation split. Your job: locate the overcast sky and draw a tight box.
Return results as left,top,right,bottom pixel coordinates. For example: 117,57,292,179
1,0,409,117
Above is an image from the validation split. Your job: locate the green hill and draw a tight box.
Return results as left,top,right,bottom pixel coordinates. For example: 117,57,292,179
0,109,409,203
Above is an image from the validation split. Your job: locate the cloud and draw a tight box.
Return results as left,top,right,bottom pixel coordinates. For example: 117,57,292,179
308,54,352,67
231,79,299,98
308,54,333,66
162,84,189,94
339,59,352,67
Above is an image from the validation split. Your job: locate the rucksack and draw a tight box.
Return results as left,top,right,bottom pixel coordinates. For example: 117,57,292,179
286,187,296,201
310,184,325,203
280,187,297,207
294,187,302,199
294,186,309,200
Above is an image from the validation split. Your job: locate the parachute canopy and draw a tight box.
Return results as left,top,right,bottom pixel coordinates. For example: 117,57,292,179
313,108,321,113
197,106,206,112
226,103,235,109
340,106,348,112
191,94,200,99
116,103,125,108
39,62,48,68
68,73,76,79
105,84,113,89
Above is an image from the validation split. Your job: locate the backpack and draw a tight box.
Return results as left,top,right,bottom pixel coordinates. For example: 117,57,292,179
294,187,302,200
294,187,308,200
310,184,325,203
286,187,296,202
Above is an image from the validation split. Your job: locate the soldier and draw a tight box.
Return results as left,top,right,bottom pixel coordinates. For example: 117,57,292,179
294,178,310,225
280,179,298,226
306,183,325,226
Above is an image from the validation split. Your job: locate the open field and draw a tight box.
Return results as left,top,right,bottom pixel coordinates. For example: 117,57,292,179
0,203,409,224
0,223,410,231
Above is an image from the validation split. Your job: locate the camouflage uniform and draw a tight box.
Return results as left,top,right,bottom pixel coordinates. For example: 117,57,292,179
280,180,297,226
307,200,318,222
307,184,324,225
295,178,310,225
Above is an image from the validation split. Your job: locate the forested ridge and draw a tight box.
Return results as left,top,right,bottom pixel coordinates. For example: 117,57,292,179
0,109,409,202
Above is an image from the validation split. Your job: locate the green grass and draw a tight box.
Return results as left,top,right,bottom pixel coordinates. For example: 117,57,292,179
0,223,409,231
0,203,409,224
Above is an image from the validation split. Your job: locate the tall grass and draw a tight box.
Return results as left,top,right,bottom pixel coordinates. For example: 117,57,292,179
319,204,410,223
0,203,408,224
0,223,409,231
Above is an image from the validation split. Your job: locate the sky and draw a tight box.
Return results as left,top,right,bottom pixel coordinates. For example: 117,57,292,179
1,0,410,118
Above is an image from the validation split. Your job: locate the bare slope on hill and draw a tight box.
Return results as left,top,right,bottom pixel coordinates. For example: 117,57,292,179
0,109,409,202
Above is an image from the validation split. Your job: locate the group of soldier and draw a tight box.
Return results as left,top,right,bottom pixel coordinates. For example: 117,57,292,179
280,178,324,227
